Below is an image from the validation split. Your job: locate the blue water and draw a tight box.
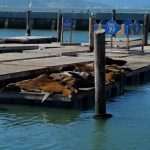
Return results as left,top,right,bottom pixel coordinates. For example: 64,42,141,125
0,83,150,150
0,29,149,43
0,29,89,43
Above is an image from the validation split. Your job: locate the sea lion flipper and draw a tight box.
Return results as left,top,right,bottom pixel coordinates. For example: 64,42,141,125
41,92,52,103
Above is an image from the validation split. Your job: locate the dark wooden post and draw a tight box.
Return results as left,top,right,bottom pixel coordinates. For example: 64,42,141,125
26,11,32,36
110,9,116,48
110,36,113,48
94,29,112,119
112,9,116,20
57,14,62,42
70,28,72,43
142,14,149,46
89,17,95,52
127,35,130,51
69,14,73,43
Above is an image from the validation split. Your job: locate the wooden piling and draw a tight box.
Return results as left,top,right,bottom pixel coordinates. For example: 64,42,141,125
57,14,62,42
94,29,112,119
70,28,73,43
112,9,116,20
110,9,116,48
142,14,149,46
26,11,32,36
4,18,9,28
89,17,95,52
61,17,64,43
110,36,113,48
127,35,130,51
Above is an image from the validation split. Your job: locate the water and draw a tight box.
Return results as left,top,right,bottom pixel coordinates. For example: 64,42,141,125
0,29,150,43
0,29,89,43
0,83,150,150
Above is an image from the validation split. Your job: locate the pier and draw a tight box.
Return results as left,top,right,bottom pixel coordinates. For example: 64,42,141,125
0,11,150,31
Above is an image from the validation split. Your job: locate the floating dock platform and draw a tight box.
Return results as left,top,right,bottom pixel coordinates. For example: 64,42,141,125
0,36,57,44
0,41,150,109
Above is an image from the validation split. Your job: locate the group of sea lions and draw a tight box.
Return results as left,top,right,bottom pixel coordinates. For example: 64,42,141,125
1,57,131,102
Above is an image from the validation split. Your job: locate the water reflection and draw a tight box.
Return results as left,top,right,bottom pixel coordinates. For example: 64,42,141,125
0,104,81,127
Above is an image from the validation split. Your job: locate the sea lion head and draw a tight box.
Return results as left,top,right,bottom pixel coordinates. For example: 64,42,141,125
63,86,78,98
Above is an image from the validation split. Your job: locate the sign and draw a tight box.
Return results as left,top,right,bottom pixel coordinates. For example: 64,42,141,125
103,20,121,35
100,19,106,29
95,19,143,36
124,20,132,35
94,23,99,31
132,20,142,35
63,17,72,31
100,19,106,25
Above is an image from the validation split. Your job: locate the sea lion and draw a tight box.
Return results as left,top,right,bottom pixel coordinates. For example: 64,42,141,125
74,63,94,73
49,71,94,89
49,73,71,82
16,74,55,89
106,57,127,66
58,64,75,71
1,73,78,103
0,83,21,92
106,64,132,73
105,72,122,83
67,71,94,88
32,74,54,85
40,82,77,102
16,84,42,92
16,78,77,102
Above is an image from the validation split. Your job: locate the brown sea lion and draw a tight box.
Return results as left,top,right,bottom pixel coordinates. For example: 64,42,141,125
41,82,77,102
106,64,132,74
49,73,71,82
16,78,77,102
74,63,94,73
106,57,127,66
16,83,41,92
32,74,54,85
105,72,122,83
16,74,55,88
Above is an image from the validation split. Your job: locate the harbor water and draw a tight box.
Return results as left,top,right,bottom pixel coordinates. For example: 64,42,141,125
0,29,89,43
0,29,150,43
0,83,150,150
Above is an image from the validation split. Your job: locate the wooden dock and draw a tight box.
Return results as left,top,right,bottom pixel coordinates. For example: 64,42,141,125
0,41,150,109
0,36,57,44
